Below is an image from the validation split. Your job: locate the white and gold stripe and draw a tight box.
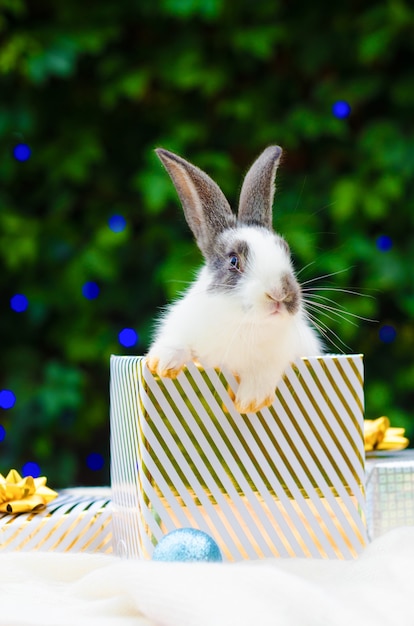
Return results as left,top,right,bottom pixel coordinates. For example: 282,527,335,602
0,489,112,553
110,355,367,560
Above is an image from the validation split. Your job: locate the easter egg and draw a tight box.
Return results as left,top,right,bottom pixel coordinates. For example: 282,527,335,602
152,528,223,562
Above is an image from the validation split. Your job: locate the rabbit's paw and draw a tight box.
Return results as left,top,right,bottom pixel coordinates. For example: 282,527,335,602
146,347,189,379
234,394,275,414
234,378,275,414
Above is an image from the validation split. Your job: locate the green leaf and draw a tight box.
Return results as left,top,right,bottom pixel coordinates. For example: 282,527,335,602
0,212,39,269
26,37,79,82
358,28,393,64
161,0,222,19
133,169,177,214
330,179,360,221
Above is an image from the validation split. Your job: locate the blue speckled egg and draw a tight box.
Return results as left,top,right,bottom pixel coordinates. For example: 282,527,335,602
152,528,223,562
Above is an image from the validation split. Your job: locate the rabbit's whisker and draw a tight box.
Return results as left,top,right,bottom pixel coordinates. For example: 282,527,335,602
302,292,349,311
299,267,353,287
304,301,358,329
303,298,377,324
302,286,375,299
305,310,351,354
176,283,234,299
295,260,317,278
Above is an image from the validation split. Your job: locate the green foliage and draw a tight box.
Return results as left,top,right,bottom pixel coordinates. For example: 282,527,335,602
1,0,413,485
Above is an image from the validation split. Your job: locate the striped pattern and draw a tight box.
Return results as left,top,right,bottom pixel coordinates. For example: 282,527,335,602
0,489,112,553
110,355,367,560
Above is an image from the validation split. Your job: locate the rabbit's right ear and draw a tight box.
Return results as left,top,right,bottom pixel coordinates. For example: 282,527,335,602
156,149,236,257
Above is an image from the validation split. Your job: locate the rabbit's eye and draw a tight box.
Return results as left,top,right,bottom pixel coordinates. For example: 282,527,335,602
229,254,240,270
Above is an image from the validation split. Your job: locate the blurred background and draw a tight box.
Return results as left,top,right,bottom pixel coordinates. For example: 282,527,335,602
1,0,413,486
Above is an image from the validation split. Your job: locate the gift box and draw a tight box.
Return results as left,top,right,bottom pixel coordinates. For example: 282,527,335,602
0,488,113,553
365,450,414,541
110,355,367,561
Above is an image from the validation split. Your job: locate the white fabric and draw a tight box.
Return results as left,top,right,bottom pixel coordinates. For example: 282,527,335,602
1,528,413,626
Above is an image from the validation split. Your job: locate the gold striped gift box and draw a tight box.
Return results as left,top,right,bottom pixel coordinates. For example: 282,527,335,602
0,488,112,553
110,355,367,561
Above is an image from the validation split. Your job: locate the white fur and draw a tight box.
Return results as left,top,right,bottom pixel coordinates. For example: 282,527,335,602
147,227,322,413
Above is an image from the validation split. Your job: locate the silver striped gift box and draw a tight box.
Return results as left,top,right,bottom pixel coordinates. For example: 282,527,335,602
365,450,414,541
110,355,367,561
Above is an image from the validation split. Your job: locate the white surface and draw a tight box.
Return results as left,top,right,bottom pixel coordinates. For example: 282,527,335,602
1,527,413,626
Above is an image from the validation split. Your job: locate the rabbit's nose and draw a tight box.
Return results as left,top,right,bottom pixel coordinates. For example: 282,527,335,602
265,284,300,315
265,291,285,303
265,291,285,315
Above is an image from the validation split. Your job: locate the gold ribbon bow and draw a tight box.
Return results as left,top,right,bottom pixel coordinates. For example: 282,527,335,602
364,416,409,452
0,469,58,514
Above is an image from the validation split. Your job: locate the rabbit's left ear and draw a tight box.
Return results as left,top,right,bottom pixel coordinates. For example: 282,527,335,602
238,146,283,229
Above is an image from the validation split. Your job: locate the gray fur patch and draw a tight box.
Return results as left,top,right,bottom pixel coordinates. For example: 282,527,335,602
281,273,301,314
207,230,249,292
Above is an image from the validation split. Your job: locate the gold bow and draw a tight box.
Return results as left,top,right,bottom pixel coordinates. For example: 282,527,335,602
364,417,409,452
0,469,58,514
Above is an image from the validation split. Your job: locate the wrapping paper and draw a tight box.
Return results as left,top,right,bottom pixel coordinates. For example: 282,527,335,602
0,487,112,553
365,450,414,541
110,355,367,561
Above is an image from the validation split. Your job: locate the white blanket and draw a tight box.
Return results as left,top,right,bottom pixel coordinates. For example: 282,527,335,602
1,528,413,626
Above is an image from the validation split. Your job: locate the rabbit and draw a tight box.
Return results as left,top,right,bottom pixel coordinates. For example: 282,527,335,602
146,145,323,414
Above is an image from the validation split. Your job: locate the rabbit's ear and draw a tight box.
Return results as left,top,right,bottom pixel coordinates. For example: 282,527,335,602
238,146,283,229
156,149,236,256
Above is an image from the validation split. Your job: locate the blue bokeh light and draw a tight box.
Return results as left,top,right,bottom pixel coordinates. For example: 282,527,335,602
108,214,127,232
86,452,105,471
82,281,100,299
376,235,393,252
118,328,138,348
22,461,41,478
332,100,351,119
0,390,16,410
379,325,397,343
13,143,32,162
0,425,6,442
10,293,29,312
